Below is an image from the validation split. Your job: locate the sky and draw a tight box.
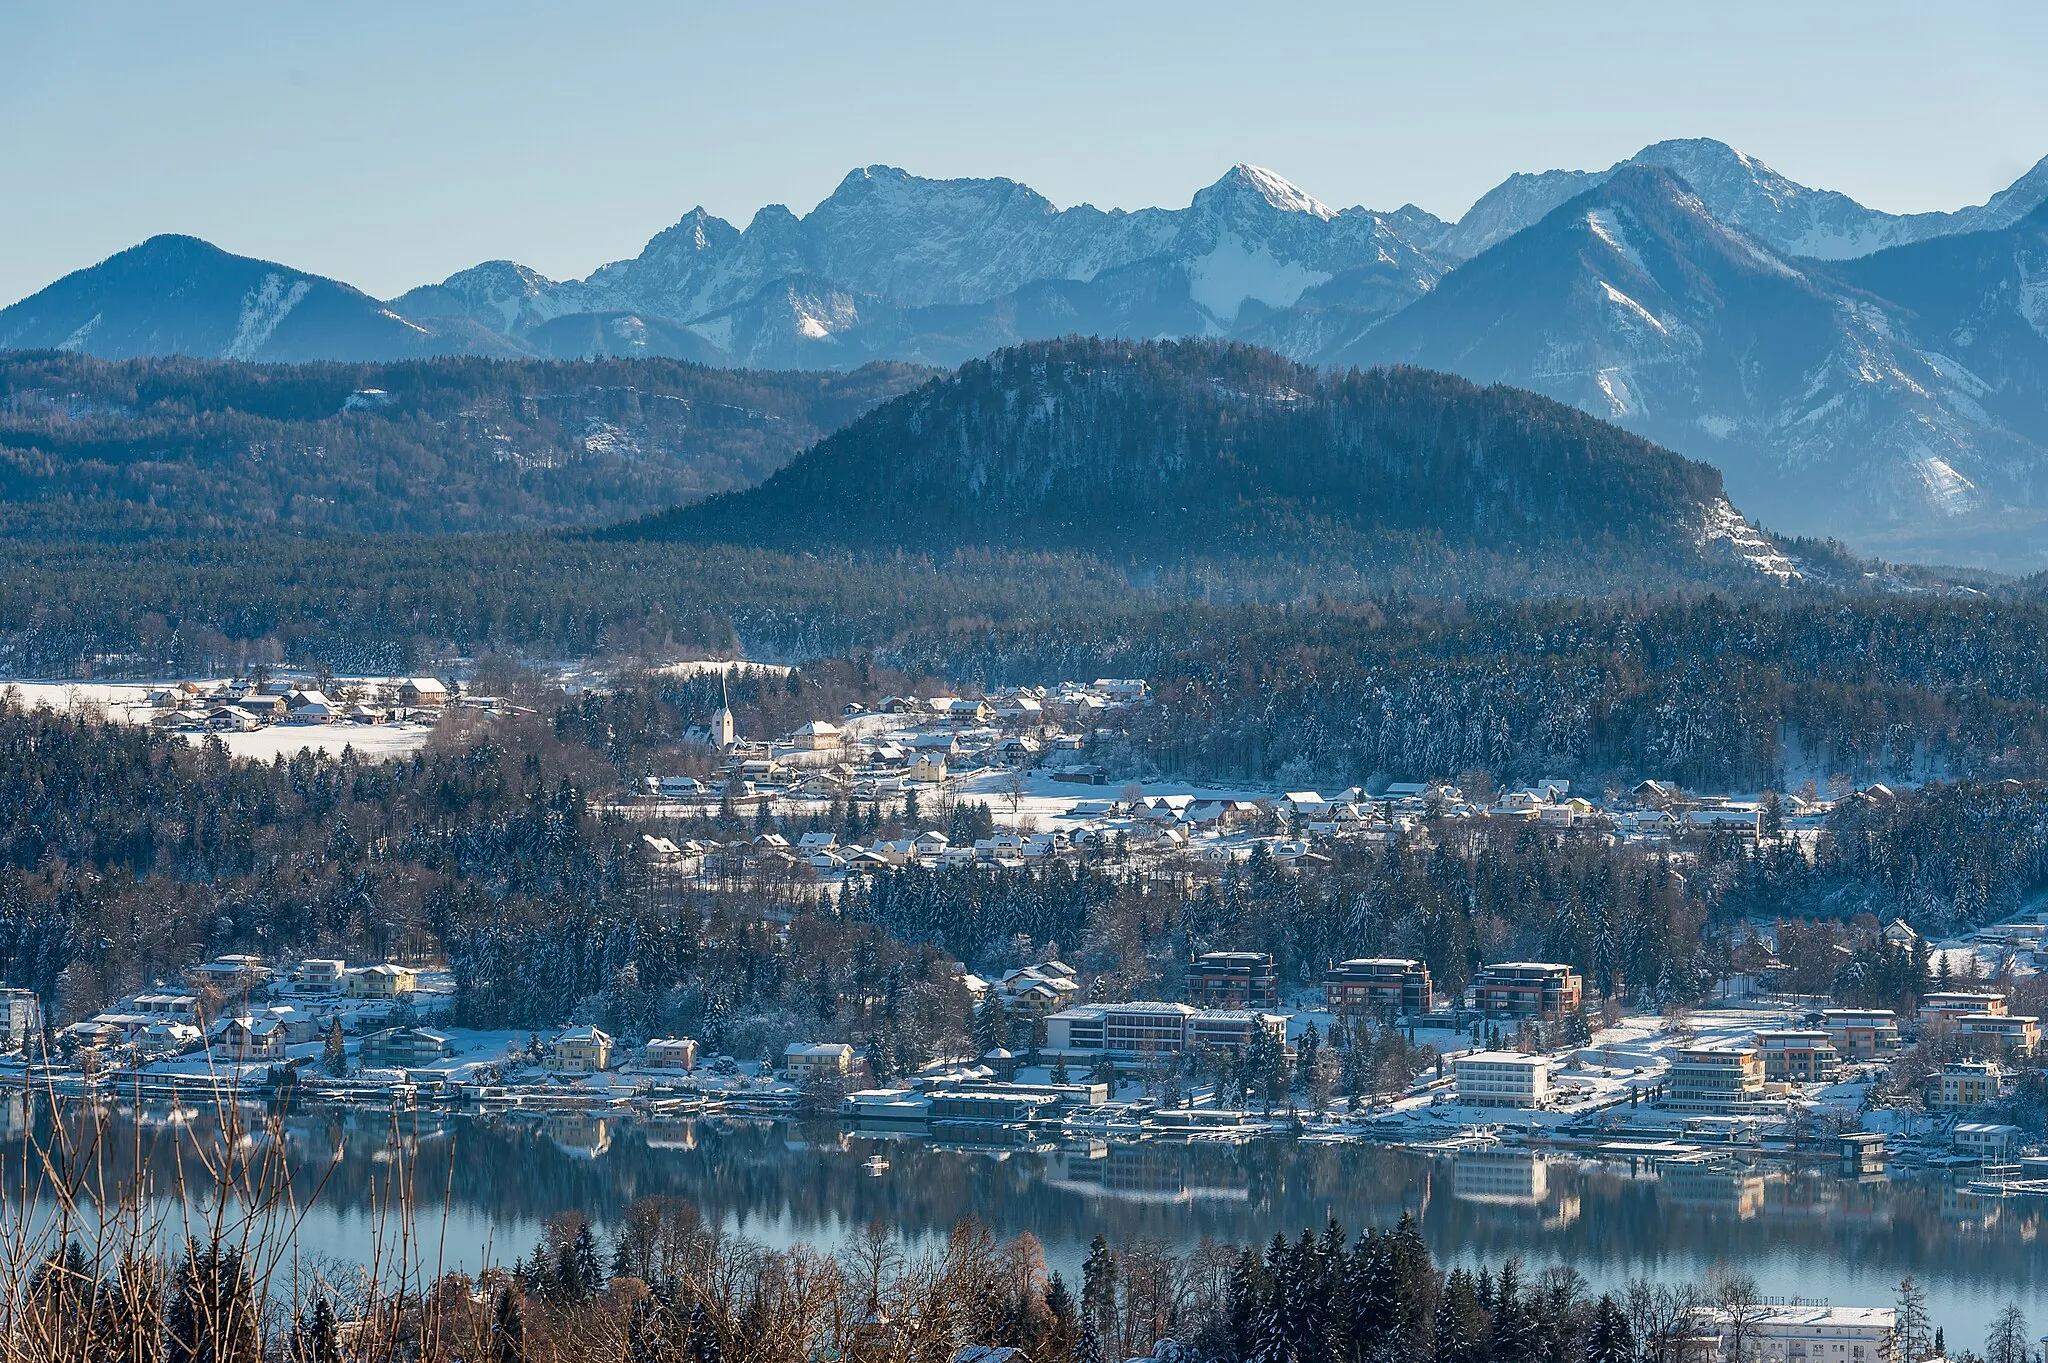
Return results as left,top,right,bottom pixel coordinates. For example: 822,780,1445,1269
4,1,2047,307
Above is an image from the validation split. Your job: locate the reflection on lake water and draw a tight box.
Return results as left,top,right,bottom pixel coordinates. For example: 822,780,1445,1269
8,1099,2046,1346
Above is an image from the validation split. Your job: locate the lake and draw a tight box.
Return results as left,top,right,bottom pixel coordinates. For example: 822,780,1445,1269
7,1099,2045,1349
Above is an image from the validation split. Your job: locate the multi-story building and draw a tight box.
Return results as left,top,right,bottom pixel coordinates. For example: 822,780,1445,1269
1666,1042,1766,1109
1935,1060,2002,1110
1470,962,1582,1020
1186,1009,1288,1054
994,963,1081,1017
644,1038,699,1070
1323,958,1434,1017
1453,1051,1552,1108
1820,1009,1900,1060
1753,1030,1840,1083
1045,1003,1286,1059
1187,952,1279,1009
0,988,43,1050
1952,1122,2022,1161
1956,1012,2040,1056
346,964,419,1000
783,1041,853,1080
1694,1305,1895,1363
549,1026,614,1074
1921,991,2006,1022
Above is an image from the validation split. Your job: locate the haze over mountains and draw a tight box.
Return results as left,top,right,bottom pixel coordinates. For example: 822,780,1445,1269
5,137,2048,566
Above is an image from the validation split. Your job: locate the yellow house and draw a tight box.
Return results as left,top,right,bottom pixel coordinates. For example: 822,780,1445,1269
549,1026,614,1073
346,964,419,999
784,1041,854,1080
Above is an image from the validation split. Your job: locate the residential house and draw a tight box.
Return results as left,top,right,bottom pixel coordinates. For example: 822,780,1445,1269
210,1015,287,1062
347,964,419,999
548,1026,614,1073
358,1027,454,1069
398,678,449,708
1952,1122,2022,1162
644,1038,699,1070
784,1042,855,1080
290,959,348,993
790,721,841,752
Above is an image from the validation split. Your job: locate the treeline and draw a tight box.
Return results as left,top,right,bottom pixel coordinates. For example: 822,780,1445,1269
898,592,2048,789
15,1198,2033,1363
0,350,923,537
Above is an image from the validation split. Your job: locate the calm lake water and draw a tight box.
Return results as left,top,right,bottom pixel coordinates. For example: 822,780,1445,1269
8,1099,2046,1349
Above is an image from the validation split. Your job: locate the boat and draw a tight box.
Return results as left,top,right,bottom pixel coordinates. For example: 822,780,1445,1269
862,1155,889,1176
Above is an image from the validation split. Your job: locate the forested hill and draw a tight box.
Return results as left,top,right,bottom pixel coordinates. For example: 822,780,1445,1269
623,338,1778,582
0,351,926,536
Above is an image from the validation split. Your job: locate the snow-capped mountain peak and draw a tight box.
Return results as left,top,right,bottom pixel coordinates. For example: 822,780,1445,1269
1193,164,1337,221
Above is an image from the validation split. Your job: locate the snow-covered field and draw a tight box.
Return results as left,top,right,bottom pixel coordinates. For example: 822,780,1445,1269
2,679,440,761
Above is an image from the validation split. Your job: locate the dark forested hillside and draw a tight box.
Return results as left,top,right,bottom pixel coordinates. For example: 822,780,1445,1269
0,351,926,535
632,337,1769,584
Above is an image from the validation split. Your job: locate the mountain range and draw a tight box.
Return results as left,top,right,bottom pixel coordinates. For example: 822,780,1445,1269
5,137,2048,566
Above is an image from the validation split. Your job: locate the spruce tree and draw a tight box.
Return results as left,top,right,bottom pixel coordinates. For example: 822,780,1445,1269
1585,1294,1634,1363
321,1020,347,1077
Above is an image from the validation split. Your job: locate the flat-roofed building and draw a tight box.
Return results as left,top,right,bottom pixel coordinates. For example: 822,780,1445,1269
1186,1009,1288,1054
1323,958,1433,1016
1454,1051,1551,1108
0,988,43,1050
1820,1009,1900,1060
1956,1012,2040,1056
1753,1030,1840,1083
1470,962,1582,1020
1922,990,2007,1022
1667,1042,1766,1109
1102,1002,1199,1057
1694,1304,1895,1363
1952,1122,2022,1161
1187,952,1279,1009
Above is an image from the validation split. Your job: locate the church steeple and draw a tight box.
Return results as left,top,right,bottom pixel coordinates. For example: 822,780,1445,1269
711,670,736,749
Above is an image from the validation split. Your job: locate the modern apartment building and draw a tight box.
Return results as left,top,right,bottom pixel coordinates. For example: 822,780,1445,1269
1323,957,1434,1016
1453,1051,1552,1108
1956,1012,2040,1056
1045,1002,1285,1058
1820,1009,1900,1060
1469,962,1582,1020
1667,1042,1766,1109
1753,1030,1840,1083
1187,951,1280,1009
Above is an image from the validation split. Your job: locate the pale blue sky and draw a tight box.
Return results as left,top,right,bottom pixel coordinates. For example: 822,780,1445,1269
4,1,2045,306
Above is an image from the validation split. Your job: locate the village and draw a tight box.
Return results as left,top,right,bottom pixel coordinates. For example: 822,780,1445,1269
623,675,1854,885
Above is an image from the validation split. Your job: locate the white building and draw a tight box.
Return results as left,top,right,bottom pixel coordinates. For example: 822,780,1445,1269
0,989,43,1050
1453,1051,1552,1108
1695,1304,1895,1363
